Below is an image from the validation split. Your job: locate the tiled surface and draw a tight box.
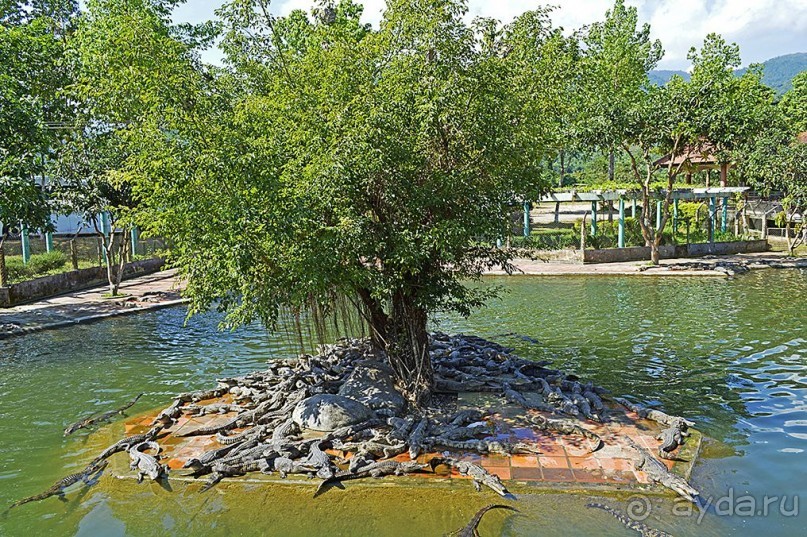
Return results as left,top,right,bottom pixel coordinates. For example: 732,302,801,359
124,394,698,489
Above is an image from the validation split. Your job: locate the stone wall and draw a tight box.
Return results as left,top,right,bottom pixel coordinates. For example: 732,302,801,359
582,240,768,264
0,258,165,307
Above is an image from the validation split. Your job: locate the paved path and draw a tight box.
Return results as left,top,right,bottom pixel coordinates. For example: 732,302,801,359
0,269,185,339
490,252,806,277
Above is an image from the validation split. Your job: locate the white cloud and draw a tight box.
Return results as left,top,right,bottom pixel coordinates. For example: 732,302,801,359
176,0,807,70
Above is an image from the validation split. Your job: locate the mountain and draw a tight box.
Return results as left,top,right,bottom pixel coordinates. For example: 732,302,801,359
648,69,689,86
736,52,807,94
649,52,807,94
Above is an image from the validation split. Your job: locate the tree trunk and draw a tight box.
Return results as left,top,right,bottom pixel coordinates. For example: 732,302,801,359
70,239,79,270
650,231,664,264
358,287,388,351
608,149,615,182
386,289,432,404
0,241,7,288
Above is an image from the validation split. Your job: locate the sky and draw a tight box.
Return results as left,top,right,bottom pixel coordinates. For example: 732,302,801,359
172,0,807,70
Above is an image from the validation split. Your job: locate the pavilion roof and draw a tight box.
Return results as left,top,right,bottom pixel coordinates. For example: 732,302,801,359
653,140,726,170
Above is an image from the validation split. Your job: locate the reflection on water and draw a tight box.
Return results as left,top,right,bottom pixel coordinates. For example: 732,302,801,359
0,269,805,536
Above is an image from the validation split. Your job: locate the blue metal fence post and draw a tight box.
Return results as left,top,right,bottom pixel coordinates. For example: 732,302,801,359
656,201,662,230
100,212,110,264
523,201,530,238
45,231,54,253
632,198,637,218
590,202,597,236
721,197,728,233
618,198,625,248
131,227,139,257
20,223,30,264
709,197,716,243
673,198,679,236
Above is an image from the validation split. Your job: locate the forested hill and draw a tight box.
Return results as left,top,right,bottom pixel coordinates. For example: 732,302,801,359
736,53,807,94
650,52,807,94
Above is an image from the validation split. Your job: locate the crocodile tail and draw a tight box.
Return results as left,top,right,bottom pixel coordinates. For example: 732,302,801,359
468,505,519,533
586,502,615,514
314,476,336,497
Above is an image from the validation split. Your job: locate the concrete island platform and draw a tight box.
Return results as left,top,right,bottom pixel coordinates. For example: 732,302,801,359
103,393,701,497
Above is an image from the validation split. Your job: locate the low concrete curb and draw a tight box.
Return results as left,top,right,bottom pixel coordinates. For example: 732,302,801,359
0,298,187,340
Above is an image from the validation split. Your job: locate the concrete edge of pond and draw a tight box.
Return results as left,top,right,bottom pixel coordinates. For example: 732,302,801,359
85,406,704,503
0,298,188,340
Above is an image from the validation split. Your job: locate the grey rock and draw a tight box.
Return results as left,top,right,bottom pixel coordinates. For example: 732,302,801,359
292,394,373,432
338,360,406,414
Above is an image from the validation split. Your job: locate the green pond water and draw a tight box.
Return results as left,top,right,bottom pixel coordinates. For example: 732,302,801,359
1,270,806,536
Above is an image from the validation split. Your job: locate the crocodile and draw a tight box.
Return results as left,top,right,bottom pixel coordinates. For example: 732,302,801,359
185,403,245,416
614,398,695,428
656,419,690,460
6,460,108,511
407,417,429,459
315,460,427,496
387,416,416,440
91,426,162,465
448,409,485,427
303,441,336,479
271,418,298,442
64,393,144,436
216,425,268,445
429,458,509,497
527,414,603,452
199,459,269,492
586,503,673,537
501,384,560,415
626,437,700,503
333,438,406,460
182,440,251,474
177,415,241,437
271,456,317,478
427,438,519,456
454,504,519,537
128,441,166,482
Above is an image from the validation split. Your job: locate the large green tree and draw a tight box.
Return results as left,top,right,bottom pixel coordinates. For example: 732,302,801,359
46,0,213,295
621,34,776,263
120,0,568,399
1,0,77,286
779,70,807,134
580,0,662,183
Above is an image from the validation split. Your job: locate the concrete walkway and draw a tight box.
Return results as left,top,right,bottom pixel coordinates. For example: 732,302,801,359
490,252,807,277
0,269,186,340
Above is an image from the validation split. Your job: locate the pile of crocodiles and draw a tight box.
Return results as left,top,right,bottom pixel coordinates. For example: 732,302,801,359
639,255,807,277
6,333,699,535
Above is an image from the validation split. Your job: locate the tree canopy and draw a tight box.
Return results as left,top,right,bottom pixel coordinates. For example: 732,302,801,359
3,0,803,392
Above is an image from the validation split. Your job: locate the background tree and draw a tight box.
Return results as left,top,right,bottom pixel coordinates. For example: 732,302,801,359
0,178,52,286
49,130,134,295
0,0,77,286
580,0,662,183
738,100,806,255
122,0,567,400
620,34,775,264
47,0,212,295
779,71,807,133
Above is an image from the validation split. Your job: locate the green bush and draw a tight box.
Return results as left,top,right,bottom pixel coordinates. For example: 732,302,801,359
512,228,577,249
4,256,30,281
572,217,655,249
28,251,68,274
4,251,69,283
